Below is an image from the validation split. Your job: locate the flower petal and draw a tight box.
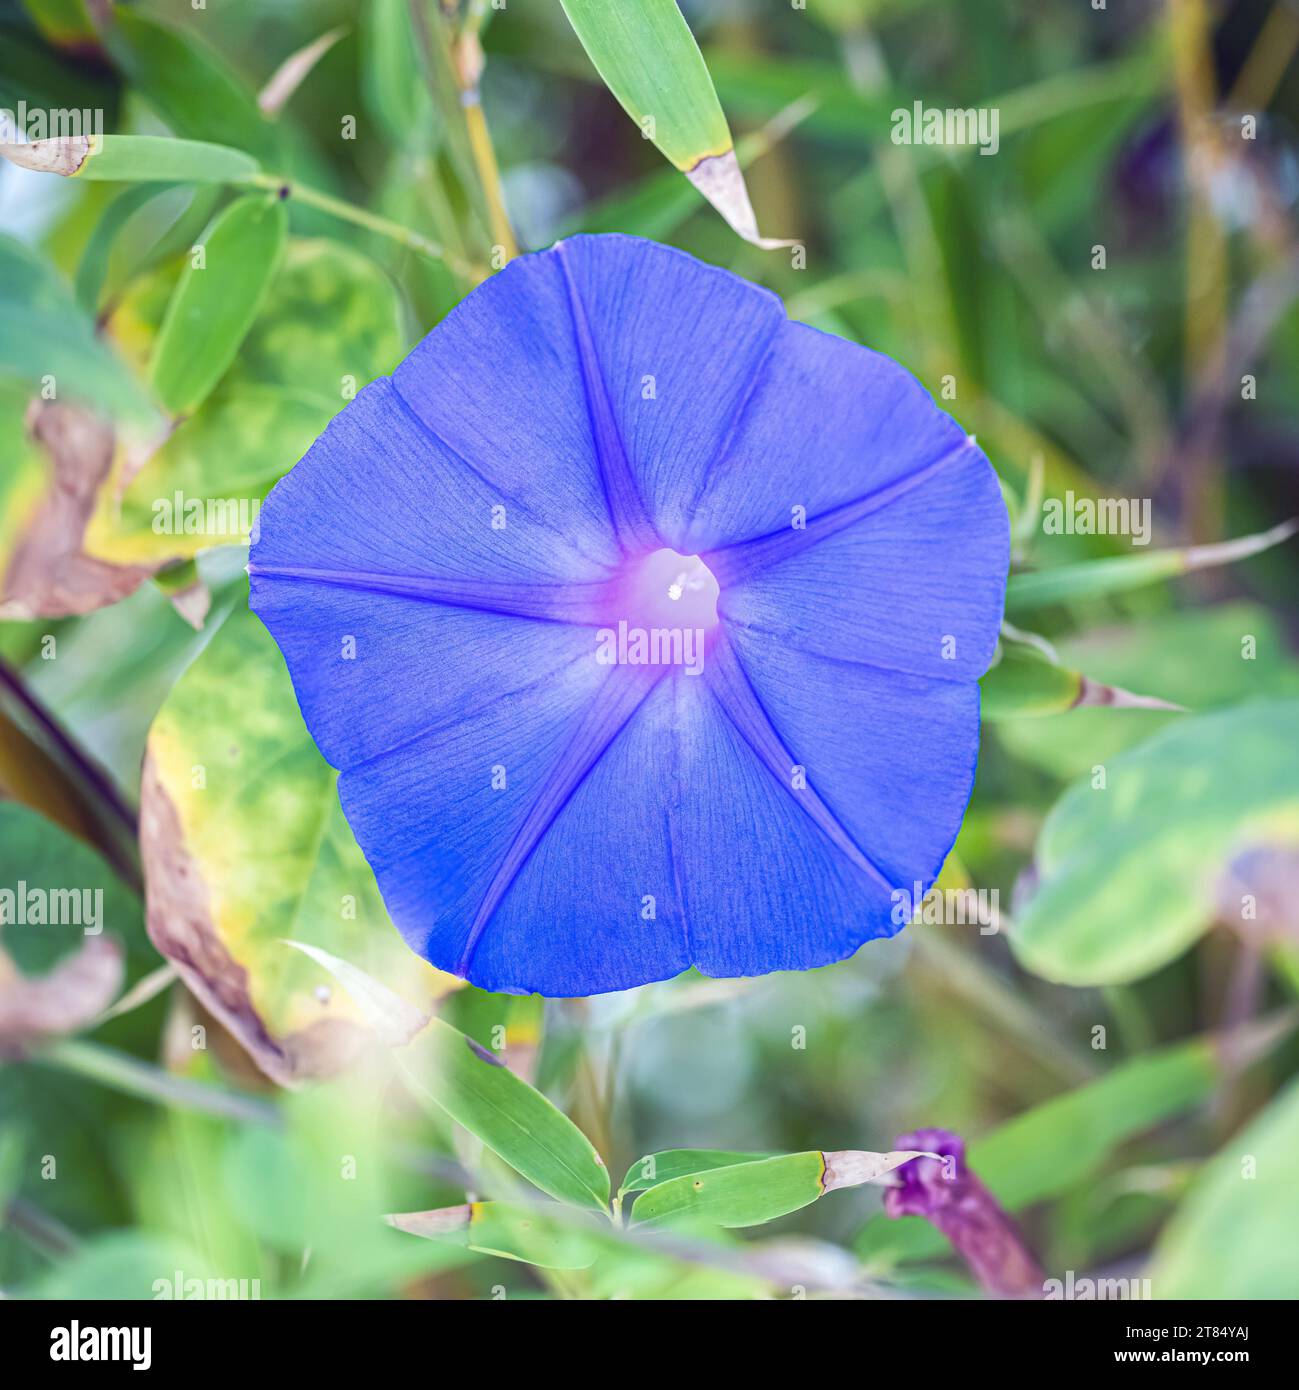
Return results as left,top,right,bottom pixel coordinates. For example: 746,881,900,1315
722,625,981,888
684,319,975,551
252,376,616,586
250,235,1008,996
460,670,897,994
715,445,1009,684
548,235,785,549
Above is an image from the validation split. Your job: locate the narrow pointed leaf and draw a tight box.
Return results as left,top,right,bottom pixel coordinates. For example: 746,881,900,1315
629,1150,931,1230
619,1149,770,1197
106,9,278,161
558,0,789,247
148,193,287,416
83,135,260,185
387,1201,602,1270
981,635,1181,720
394,1016,611,1212
1006,520,1297,611
2,135,259,184
258,27,346,117
292,945,609,1212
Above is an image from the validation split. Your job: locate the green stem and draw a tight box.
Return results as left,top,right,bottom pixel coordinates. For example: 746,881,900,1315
248,175,486,282
35,1038,278,1128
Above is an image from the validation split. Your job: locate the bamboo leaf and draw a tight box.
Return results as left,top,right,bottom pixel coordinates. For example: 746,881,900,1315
1005,520,1297,611
74,183,182,314
558,0,791,247
0,133,262,184
148,193,287,417
619,1149,770,1197
629,1150,931,1230
258,27,347,118
981,632,1181,720
294,946,610,1213
84,135,260,185
387,1201,602,1270
106,9,278,161
394,1016,611,1212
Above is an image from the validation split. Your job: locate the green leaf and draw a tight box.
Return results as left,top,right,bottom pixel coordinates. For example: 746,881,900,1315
149,193,288,417
84,135,260,185
0,134,264,184
396,1016,611,1212
1150,1077,1299,1297
995,603,1299,779
1005,520,1297,611
74,183,181,314
106,9,278,162
223,239,405,410
980,631,1178,721
980,637,1082,718
84,383,328,565
1011,699,1299,985
629,1150,929,1230
442,984,545,1080
619,1149,770,1197
558,0,785,247
0,235,154,424
559,0,730,169
23,1231,209,1299
388,1201,603,1270
286,941,609,1212
83,239,401,566
141,595,449,1085
629,1153,825,1229
361,0,434,150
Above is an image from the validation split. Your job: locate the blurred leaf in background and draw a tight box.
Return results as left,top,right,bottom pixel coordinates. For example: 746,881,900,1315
0,0,1297,1303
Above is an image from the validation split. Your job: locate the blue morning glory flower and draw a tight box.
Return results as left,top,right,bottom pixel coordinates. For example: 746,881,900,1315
249,234,1008,997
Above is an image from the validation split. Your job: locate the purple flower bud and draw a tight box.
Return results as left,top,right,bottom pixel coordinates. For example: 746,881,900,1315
885,1128,1044,1298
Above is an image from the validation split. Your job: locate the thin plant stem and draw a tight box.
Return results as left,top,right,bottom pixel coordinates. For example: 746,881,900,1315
248,175,487,282
462,93,518,259
35,1038,278,1128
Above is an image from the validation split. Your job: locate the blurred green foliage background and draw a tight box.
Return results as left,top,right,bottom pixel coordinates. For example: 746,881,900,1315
0,0,1297,1300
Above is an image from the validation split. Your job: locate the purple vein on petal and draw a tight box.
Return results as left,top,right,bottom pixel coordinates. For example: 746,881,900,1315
555,241,661,554
704,635,898,895
705,435,978,588
455,664,666,977
387,375,616,571
248,563,621,626
681,319,784,529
